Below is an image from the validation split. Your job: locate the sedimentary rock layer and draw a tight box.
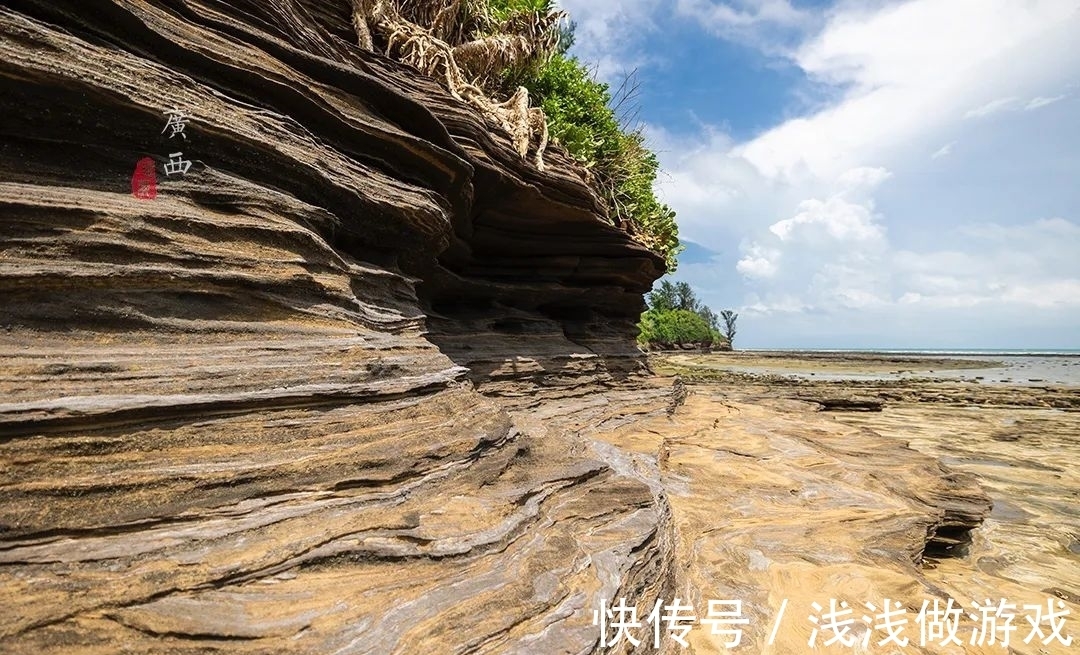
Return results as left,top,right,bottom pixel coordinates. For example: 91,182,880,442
0,2,1002,654
604,390,999,654
0,1,670,652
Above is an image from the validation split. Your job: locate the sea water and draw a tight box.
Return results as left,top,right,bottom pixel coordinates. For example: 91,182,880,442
737,349,1080,386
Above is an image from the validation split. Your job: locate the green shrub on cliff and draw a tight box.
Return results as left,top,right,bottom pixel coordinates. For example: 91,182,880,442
357,0,680,269
521,55,680,270
475,1,681,269
487,0,556,22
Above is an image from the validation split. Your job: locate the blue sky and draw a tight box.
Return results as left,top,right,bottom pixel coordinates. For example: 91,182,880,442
559,0,1080,349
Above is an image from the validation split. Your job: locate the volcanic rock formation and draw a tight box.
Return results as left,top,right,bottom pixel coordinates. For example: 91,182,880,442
0,2,991,654
0,1,672,652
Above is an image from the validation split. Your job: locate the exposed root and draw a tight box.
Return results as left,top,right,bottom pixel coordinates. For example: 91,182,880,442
528,106,548,171
350,0,554,171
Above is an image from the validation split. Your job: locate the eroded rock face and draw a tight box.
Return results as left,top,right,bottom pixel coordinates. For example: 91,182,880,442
0,1,670,652
0,3,1001,654
602,391,999,654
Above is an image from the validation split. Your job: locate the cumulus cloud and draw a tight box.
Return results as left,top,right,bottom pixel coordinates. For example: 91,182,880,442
769,195,885,243
736,243,781,278
730,0,1080,180
727,190,889,314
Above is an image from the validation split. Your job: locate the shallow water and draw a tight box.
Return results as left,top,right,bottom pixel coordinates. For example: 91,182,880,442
725,353,1080,386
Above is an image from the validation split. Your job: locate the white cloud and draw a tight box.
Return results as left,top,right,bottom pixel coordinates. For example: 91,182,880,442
679,0,806,26
930,141,956,159
649,124,791,241
961,92,1067,117
1025,94,1067,110
557,0,659,80
742,292,808,315
964,96,1019,119
736,243,781,278
957,216,1080,241
769,195,885,243
837,166,892,190
794,1,1074,88
888,218,1080,309
731,216,1080,318
1000,280,1080,308
731,0,1080,180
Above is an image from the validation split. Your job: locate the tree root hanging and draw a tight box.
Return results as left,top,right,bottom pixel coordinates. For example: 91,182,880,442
349,0,550,171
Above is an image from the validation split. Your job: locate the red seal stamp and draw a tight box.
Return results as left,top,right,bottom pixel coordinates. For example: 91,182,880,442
131,157,157,200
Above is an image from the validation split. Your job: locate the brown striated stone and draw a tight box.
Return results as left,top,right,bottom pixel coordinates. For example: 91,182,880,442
0,3,1025,654
0,1,669,652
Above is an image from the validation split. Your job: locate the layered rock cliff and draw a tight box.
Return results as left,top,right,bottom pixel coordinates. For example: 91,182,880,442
0,2,673,652
0,2,995,654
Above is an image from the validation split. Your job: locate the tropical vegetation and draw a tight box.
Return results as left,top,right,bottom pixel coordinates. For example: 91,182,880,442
638,280,736,349
719,309,738,345
350,0,681,270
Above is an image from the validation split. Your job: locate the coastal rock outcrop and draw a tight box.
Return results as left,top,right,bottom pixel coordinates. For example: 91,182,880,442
0,1,671,652
0,2,999,654
603,389,998,654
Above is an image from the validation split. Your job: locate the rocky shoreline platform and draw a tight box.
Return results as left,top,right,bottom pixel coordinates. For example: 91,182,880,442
642,352,1079,653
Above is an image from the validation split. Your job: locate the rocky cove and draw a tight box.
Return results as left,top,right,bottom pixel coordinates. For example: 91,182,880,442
0,2,1077,653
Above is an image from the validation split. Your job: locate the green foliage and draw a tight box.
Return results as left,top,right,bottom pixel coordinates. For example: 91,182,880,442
482,0,565,88
638,309,717,346
698,306,719,332
639,280,732,347
646,279,678,312
512,53,680,270
460,1,681,269
486,0,555,22
523,54,619,157
647,280,702,313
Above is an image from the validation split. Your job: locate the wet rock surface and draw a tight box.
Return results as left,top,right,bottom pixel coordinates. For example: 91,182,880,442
640,354,1078,653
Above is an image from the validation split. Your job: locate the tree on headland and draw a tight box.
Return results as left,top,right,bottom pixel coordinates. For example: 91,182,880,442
646,280,701,313
675,282,699,314
719,309,737,346
645,280,677,312
638,281,732,350
698,306,719,333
